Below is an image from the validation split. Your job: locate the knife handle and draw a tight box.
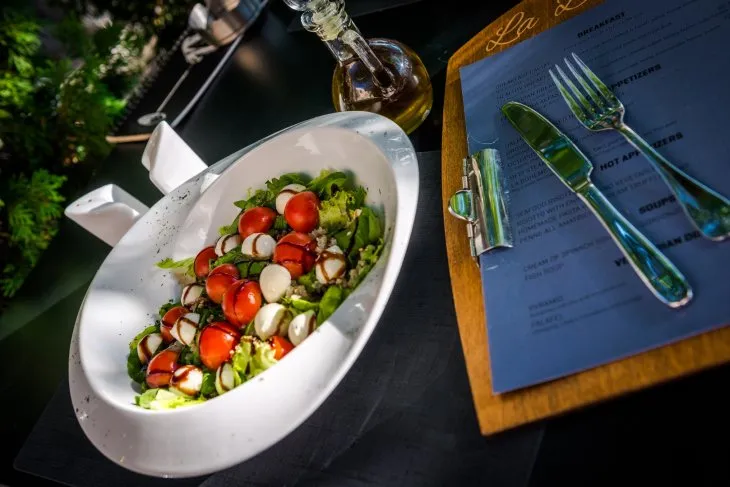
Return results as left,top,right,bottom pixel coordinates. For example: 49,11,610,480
577,184,692,308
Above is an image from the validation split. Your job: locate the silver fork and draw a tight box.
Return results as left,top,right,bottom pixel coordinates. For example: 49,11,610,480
550,53,730,241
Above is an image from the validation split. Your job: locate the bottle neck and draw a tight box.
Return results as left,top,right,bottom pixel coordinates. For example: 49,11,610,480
299,0,394,89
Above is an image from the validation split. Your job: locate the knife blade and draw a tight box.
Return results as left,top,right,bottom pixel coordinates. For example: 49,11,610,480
501,101,692,308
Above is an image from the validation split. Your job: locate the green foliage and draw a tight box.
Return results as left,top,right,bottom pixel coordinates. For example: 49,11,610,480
0,8,154,300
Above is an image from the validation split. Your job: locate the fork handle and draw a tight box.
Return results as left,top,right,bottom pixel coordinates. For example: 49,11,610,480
577,183,692,308
617,124,730,241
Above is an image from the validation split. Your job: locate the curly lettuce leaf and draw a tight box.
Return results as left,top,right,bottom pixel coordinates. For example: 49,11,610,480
231,337,278,383
135,389,205,410
179,345,202,367
156,256,195,277
317,285,344,324
307,170,348,199
318,191,351,231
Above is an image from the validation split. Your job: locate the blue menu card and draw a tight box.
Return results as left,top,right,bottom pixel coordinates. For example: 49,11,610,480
460,0,730,393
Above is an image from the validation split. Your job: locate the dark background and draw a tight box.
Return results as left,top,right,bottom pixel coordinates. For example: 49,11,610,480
2,0,730,485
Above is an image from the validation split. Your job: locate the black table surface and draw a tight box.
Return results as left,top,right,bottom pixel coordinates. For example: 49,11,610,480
3,0,730,485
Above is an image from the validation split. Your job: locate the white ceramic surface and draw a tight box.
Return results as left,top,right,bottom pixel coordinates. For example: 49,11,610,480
71,112,419,477
141,121,209,194
64,184,149,246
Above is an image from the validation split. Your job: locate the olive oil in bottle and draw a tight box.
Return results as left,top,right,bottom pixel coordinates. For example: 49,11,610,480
285,0,433,134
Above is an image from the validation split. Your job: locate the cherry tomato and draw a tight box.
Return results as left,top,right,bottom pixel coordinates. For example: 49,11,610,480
146,348,180,388
284,191,319,232
199,321,240,370
161,306,188,343
238,207,276,239
193,246,218,278
205,264,241,304
273,232,316,279
222,280,263,327
269,336,294,360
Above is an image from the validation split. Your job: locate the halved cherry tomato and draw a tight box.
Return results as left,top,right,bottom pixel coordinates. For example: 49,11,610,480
222,280,263,327
161,306,188,342
238,207,276,239
199,321,240,370
194,246,218,278
269,335,294,360
273,232,316,279
146,348,180,388
284,191,319,232
205,264,241,304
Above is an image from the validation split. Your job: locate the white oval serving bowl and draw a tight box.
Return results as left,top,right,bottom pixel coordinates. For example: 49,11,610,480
71,112,419,477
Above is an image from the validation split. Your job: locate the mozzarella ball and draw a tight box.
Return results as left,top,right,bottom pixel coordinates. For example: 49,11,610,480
241,233,276,260
137,332,163,364
215,362,236,395
215,233,242,256
170,365,204,396
181,283,204,306
171,312,200,345
275,183,307,214
315,245,347,284
288,310,317,346
254,303,290,340
259,264,291,303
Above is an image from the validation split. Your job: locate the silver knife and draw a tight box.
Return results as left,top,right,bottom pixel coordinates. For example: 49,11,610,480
502,101,692,308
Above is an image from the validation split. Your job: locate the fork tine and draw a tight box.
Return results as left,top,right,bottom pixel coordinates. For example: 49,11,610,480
564,57,604,108
555,64,595,116
549,69,588,123
571,53,620,106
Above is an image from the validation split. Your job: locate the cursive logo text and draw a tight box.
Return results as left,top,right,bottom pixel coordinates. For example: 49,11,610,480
486,11,539,52
555,0,588,17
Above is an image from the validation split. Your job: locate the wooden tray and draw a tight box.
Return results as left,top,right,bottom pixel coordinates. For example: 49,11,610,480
441,0,730,435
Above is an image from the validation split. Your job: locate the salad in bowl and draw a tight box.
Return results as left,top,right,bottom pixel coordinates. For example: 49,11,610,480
129,170,384,409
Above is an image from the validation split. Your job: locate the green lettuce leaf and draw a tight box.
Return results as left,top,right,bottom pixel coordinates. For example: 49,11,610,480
156,256,195,277
237,260,267,278
318,191,351,231
317,285,344,324
135,389,204,410
272,215,288,230
212,248,248,267
297,269,319,294
338,207,382,264
348,239,384,289
307,170,348,199
230,337,278,383
266,173,307,194
234,188,274,211
219,213,241,236
179,345,202,367
200,372,217,398
127,325,159,384
158,300,179,318
283,295,320,313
